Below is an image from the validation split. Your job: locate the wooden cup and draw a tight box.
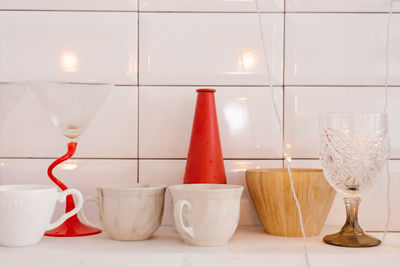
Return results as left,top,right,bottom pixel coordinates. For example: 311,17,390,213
246,168,336,237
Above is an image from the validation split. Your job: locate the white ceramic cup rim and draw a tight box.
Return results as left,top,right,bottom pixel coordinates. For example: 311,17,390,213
0,184,57,194
97,184,166,196
169,184,244,199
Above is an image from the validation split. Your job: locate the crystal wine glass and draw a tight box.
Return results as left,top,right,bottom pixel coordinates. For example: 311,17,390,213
319,113,389,247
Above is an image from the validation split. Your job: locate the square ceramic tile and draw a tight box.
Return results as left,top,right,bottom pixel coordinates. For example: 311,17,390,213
0,11,137,84
139,0,283,12
388,87,400,157
139,159,282,226
286,0,400,12
77,86,138,158
284,86,400,159
285,14,400,86
139,86,283,159
0,86,138,158
389,14,400,85
287,160,399,231
0,0,137,10
0,158,137,224
139,13,283,85
393,0,400,12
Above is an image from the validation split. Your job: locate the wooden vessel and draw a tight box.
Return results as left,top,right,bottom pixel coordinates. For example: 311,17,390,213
246,168,336,237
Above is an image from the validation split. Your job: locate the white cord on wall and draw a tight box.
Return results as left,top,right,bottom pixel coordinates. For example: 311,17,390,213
383,163,391,242
287,160,311,266
382,0,393,243
253,0,282,134
253,1,310,266
383,0,393,114
254,0,393,258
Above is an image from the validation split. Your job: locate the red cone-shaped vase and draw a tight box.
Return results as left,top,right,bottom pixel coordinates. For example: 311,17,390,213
183,89,226,184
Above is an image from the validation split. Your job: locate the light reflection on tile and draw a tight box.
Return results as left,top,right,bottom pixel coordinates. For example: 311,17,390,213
140,13,283,85
140,86,283,159
0,12,138,83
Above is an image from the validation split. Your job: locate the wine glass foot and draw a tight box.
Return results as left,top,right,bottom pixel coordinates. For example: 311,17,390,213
45,215,101,237
323,232,381,247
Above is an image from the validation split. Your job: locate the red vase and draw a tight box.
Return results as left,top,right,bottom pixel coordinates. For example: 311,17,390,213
183,89,227,184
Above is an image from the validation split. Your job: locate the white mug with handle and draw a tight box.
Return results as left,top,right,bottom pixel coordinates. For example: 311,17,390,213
0,184,83,247
79,184,166,241
169,184,244,247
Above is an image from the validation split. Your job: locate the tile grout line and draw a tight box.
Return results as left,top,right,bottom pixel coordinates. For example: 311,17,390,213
282,0,287,168
3,157,400,160
116,84,400,87
138,11,400,14
0,9,399,14
137,9,140,183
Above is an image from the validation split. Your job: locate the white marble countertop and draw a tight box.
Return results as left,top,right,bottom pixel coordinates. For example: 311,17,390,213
1,226,399,267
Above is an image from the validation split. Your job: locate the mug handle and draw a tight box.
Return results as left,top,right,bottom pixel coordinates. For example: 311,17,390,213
174,200,194,238
46,188,84,231
79,196,102,229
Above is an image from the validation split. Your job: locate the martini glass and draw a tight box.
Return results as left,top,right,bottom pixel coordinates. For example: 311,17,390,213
319,113,389,247
31,81,112,237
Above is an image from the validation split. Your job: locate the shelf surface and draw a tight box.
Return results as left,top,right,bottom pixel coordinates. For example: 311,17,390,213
1,226,399,267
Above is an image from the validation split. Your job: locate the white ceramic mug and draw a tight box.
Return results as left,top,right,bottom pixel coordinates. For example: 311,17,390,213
169,184,244,246
0,184,83,247
79,184,166,241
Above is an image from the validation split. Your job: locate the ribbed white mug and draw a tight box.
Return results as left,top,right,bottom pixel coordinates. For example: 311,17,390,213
0,185,83,247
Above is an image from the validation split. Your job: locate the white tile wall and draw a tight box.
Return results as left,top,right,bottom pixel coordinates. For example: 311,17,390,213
139,13,283,85
0,0,399,231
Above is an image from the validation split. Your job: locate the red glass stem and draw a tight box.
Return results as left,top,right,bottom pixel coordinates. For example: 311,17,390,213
48,141,77,213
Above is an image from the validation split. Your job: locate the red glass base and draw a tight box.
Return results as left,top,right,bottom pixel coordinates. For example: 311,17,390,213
45,142,101,237
45,215,101,237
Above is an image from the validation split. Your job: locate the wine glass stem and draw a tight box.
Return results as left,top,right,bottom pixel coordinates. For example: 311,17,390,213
342,197,364,235
47,141,78,212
